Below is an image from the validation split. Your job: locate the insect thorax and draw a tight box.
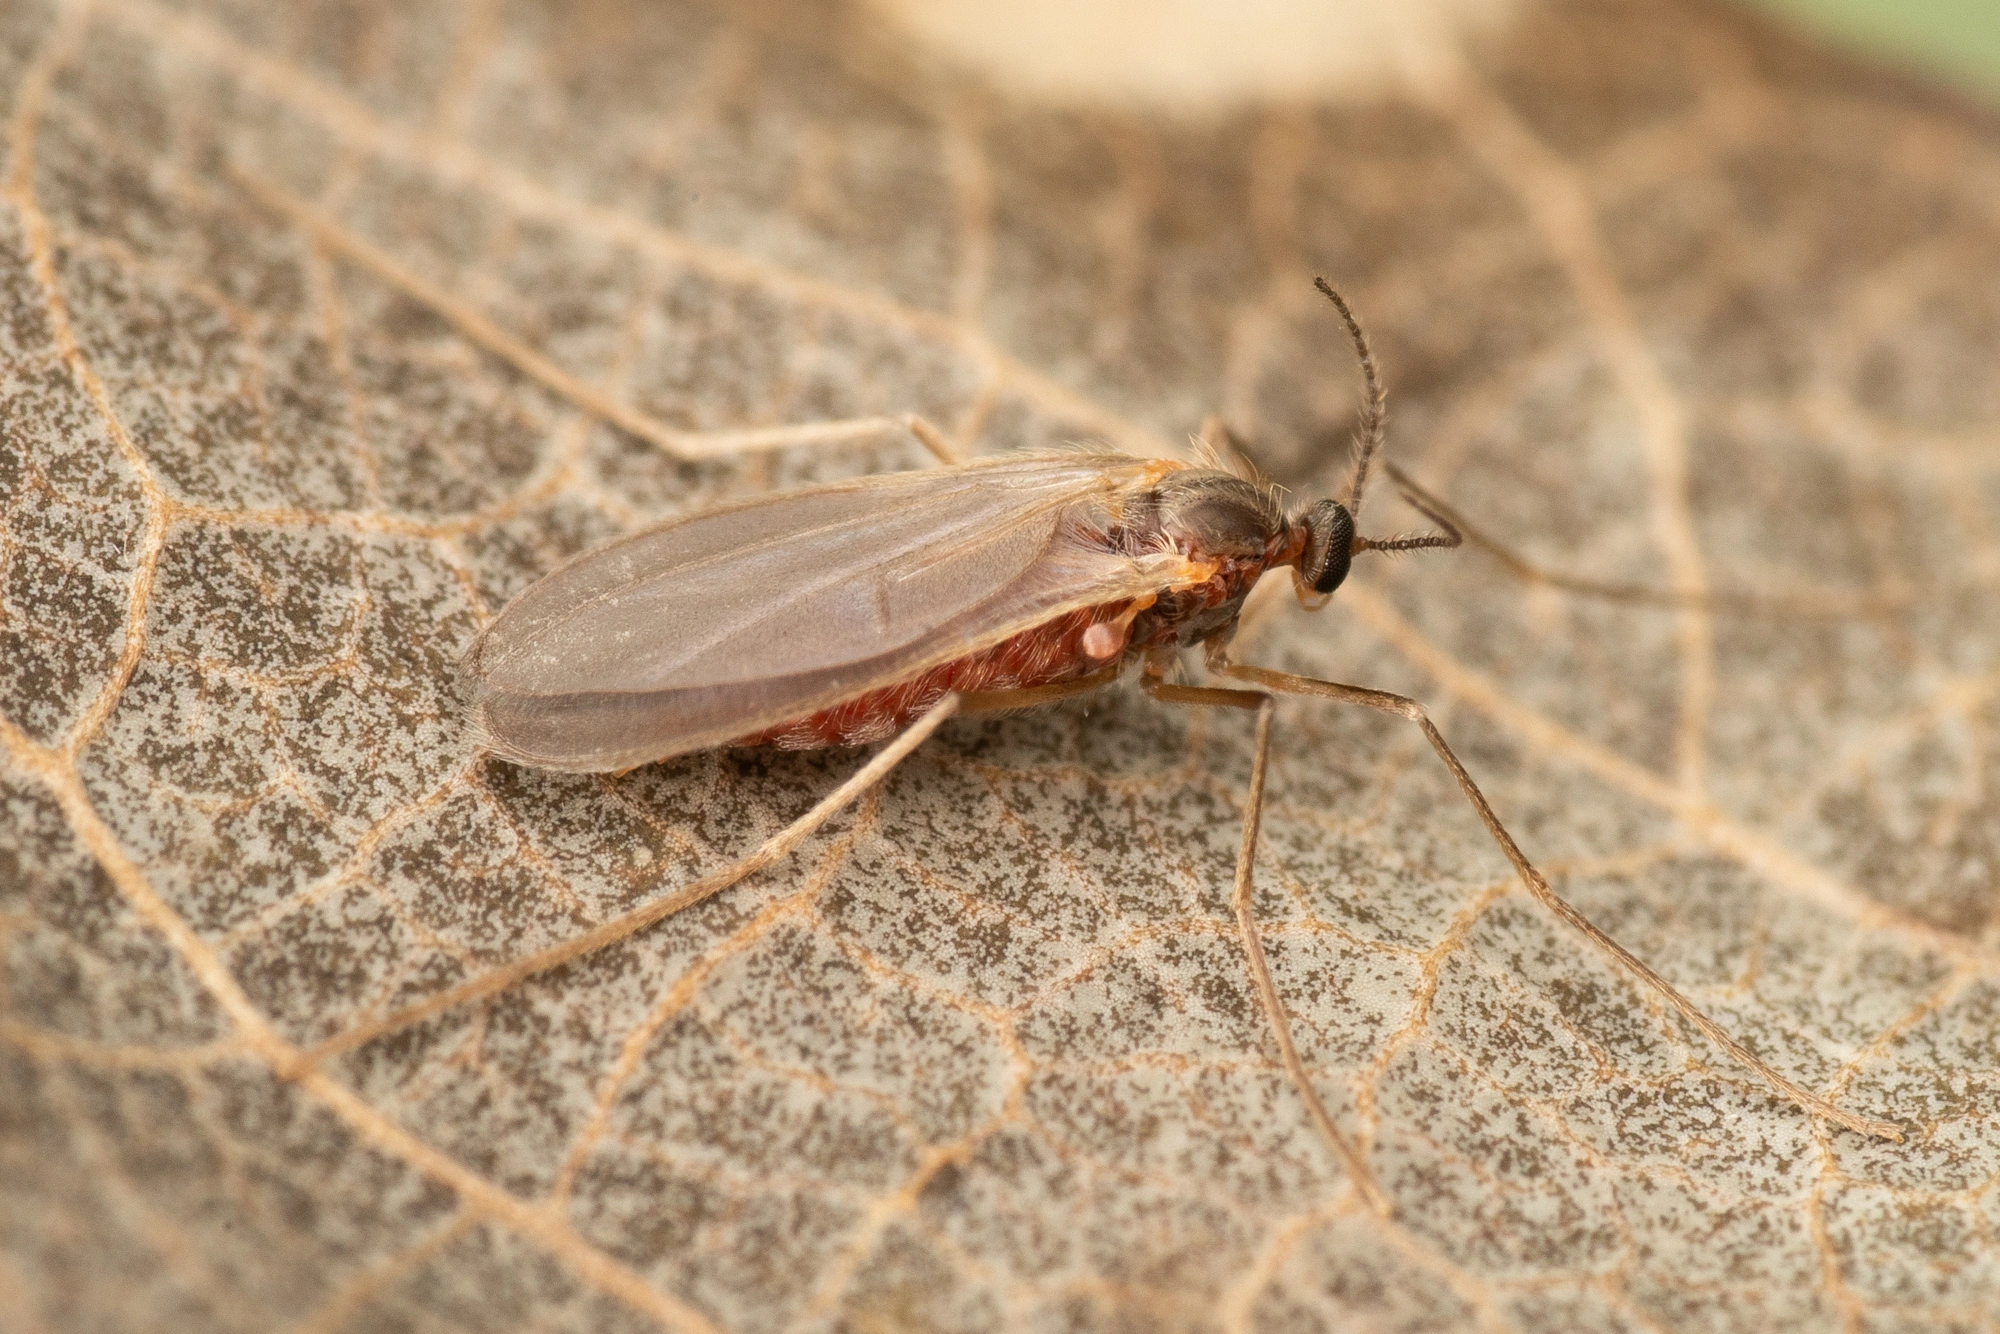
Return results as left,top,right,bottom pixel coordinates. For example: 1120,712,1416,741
1113,469,1294,649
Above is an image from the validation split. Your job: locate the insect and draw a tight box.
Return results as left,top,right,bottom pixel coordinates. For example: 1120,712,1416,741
456,279,1902,1212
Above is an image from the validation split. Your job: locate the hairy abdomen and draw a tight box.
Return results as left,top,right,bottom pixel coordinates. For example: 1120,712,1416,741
734,604,1133,749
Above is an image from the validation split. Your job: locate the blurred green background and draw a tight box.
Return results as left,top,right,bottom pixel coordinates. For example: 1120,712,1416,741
1742,0,2000,99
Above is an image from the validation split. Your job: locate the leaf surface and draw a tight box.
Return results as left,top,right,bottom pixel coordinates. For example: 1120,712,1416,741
3,1,1998,1330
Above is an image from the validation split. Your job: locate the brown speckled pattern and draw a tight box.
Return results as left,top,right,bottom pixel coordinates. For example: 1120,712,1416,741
3,0,1999,1330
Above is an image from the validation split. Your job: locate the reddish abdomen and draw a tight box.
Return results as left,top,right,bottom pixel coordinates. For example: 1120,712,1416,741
734,604,1129,750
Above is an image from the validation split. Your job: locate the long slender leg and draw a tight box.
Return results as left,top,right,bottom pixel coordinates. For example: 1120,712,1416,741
1214,658,1904,1143
302,694,964,1068
235,166,965,467
1139,672,1393,1215
1194,413,1278,484
670,414,963,465
1194,413,1231,462
1380,460,1897,617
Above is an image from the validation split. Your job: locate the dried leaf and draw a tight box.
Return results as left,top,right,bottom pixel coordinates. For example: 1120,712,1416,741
4,1,1998,1330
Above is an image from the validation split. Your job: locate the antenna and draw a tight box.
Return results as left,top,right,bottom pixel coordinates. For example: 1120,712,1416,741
1314,276,1386,520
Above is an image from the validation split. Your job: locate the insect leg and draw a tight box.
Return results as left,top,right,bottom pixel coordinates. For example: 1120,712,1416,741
1379,460,1898,616
1192,414,1278,485
234,166,966,468
1212,657,1905,1143
1196,413,1231,457
301,694,964,1068
666,414,964,465
1138,669,1393,1216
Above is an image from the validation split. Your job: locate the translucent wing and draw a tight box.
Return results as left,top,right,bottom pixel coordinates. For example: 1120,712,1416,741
469,452,1197,770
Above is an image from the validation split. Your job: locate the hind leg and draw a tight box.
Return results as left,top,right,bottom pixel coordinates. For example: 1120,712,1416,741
1140,668,1392,1216
1212,655,1903,1143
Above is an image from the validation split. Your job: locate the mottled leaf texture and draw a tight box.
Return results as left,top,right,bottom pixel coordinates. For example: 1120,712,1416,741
2,0,1998,1331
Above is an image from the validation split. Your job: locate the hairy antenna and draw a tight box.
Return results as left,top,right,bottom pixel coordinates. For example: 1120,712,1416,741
1315,276,1387,520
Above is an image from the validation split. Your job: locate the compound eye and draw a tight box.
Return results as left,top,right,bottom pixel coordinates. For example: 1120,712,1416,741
1302,500,1356,595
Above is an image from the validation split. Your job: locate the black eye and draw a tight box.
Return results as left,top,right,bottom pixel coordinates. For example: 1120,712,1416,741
1302,500,1355,594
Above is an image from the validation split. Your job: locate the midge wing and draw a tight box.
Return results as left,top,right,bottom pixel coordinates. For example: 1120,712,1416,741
470,453,1196,771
